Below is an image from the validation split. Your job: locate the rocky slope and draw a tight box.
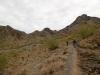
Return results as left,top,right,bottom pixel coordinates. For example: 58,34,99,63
0,25,28,50
57,14,100,37
0,25,27,42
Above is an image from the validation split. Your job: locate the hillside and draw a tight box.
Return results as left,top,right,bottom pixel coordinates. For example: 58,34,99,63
0,25,28,50
1,14,100,41
57,14,100,38
0,14,100,75
0,25,27,41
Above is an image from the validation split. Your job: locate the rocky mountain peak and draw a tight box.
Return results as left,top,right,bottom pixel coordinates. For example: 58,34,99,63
0,25,27,43
42,28,51,32
29,28,54,37
42,28,54,34
6,25,12,28
72,14,90,25
34,30,40,33
78,14,89,20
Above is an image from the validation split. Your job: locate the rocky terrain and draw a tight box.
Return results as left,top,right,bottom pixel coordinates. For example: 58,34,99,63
0,14,100,75
2,43,69,75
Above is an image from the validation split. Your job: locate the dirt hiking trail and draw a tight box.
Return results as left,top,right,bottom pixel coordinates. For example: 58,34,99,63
66,45,81,75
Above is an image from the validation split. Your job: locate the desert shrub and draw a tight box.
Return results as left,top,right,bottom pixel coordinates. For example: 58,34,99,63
9,44,19,49
10,51,19,57
0,44,16,50
68,33,78,40
0,44,8,50
59,37,68,42
76,24,96,38
92,51,100,60
22,48,27,51
80,49,100,61
39,39,45,44
45,38,58,50
32,47,37,51
0,53,7,70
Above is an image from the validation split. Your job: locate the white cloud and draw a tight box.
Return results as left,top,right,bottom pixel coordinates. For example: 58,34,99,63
0,0,100,33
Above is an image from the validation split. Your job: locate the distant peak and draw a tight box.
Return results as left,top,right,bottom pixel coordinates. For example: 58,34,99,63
7,25,10,27
34,30,40,33
42,28,51,32
6,25,12,28
81,14,87,17
72,14,90,25
43,28,51,30
78,14,89,20
42,27,54,35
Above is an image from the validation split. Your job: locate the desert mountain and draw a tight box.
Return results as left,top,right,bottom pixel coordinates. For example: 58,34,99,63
0,25,27,38
0,25,28,46
0,14,100,75
29,28,57,37
0,14,100,44
0,14,100,40
58,14,100,37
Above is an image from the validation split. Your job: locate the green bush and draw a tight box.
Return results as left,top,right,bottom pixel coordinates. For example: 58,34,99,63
68,33,78,40
45,38,58,50
11,51,19,57
69,24,97,39
0,53,7,70
76,24,96,38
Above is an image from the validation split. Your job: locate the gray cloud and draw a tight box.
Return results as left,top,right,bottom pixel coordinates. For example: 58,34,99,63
0,0,100,33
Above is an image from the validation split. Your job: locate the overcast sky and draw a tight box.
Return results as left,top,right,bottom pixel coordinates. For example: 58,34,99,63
0,0,100,33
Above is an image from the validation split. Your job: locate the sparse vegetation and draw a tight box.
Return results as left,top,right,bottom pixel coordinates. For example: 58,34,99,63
22,48,27,51
78,48,100,74
45,38,58,50
10,51,19,57
68,23,97,39
0,53,7,70
76,24,96,38
32,47,37,50
80,49,100,60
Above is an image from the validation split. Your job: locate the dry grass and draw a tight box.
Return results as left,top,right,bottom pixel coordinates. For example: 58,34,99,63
1,42,69,75
78,48,100,75
79,48,100,60
0,53,7,70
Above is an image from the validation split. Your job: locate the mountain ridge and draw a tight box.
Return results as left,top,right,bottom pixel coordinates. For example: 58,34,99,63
1,14,100,75
0,14,100,42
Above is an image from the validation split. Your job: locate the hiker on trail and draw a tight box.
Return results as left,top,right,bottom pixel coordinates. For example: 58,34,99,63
66,41,68,46
72,38,76,47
